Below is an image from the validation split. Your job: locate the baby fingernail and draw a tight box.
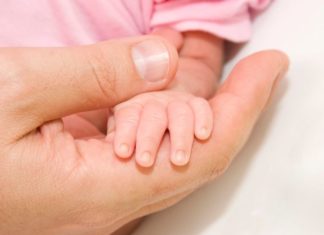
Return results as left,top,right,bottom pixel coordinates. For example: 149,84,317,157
118,143,130,157
132,40,170,82
173,150,188,166
139,152,153,167
198,127,210,139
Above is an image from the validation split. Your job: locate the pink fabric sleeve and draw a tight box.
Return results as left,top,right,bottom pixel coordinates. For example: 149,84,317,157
0,0,271,47
150,0,272,42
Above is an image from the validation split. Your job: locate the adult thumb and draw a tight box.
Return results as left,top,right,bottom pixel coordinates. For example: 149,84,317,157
0,35,178,131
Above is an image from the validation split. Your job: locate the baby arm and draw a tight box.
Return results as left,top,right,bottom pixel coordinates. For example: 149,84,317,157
164,30,224,97
110,30,224,167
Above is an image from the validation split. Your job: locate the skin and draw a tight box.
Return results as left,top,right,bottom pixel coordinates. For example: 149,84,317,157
0,31,289,235
111,30,223,167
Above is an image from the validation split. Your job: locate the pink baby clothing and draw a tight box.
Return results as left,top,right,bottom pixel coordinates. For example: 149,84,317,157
0,0,271,47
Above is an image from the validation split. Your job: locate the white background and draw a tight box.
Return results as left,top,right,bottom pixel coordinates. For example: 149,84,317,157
134,0,324,234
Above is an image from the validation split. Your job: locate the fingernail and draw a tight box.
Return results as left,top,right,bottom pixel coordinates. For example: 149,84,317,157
172,150,188,166
139,152,153,167
197,127,211,140
132,40,170,82
118,143,130,157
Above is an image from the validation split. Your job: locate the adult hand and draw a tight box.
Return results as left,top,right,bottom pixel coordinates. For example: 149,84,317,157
0,34,289,235
0,35,179,234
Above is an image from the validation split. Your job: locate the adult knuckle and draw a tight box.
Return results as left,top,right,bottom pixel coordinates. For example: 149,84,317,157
150,182,174,199
0,59,27,101
207,153,232,181
0,60,35,123
86,46,118,103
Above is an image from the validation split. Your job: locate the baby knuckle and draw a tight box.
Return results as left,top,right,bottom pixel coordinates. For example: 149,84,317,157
149,111,167,124
169,101,190,113
168,100,182,109
176,108,192,121
114,102,143,114
191,96,207,105
123,116,140,126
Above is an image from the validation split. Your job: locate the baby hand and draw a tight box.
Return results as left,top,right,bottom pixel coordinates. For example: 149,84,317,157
109,91,213,167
